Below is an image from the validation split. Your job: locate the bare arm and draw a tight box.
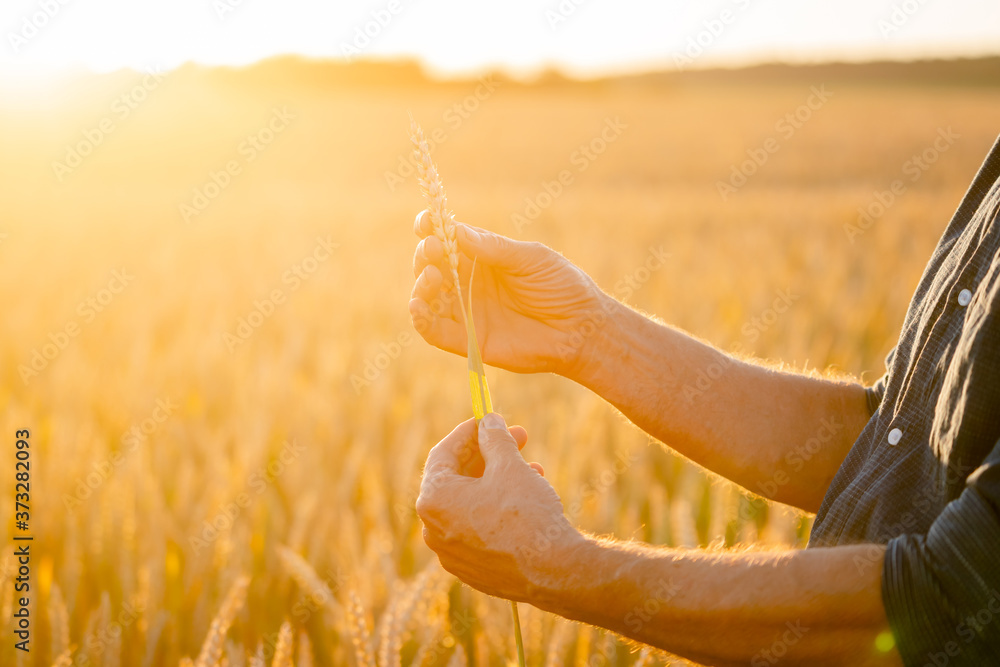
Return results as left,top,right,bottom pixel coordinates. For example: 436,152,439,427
417,416,901,666
410,217,871,511
536,536,897,666
570,297,871,511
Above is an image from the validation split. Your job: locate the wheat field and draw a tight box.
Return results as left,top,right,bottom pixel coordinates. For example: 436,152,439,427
1,59,999,666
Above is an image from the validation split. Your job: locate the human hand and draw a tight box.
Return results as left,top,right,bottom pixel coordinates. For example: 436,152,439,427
415,414,583,604
409,211,610,376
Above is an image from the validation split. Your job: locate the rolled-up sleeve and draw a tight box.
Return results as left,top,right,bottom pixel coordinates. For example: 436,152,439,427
882,440,1000,665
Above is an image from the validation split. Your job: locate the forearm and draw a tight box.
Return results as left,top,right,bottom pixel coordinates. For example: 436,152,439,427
533,535,900,666
567,296,870,511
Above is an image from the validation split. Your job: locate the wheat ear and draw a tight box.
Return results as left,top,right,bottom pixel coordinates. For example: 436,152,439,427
271,621,294,667
48,583,70,660
276,546,338,616
345,591,375,667
408,116,523,667
409,117,463,305
247,643,266,667
195,576,251,667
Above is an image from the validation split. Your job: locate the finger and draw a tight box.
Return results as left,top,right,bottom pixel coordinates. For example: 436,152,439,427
478,413,522,475
529,462,545,477
509,425,527,451
412,235,445,279
423,418,479,478
413,209,432,238
456,223,541,269
457,422,525,478
409,298,466,356
411,265,443,302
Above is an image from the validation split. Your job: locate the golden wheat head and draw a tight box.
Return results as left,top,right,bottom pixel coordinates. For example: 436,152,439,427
409,117,463,295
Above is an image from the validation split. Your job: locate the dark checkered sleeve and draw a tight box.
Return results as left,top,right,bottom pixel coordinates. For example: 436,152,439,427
810,134,1000,665
883,439,1000,666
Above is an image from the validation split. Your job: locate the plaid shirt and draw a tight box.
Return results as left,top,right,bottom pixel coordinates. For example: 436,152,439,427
808,135,1000,665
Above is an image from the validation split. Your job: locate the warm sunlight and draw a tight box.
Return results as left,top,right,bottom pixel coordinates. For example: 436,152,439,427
1,0,999,77
3,2,1000,666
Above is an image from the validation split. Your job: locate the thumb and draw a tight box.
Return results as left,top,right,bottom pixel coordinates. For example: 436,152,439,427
457,224,534,270
478,412,521,473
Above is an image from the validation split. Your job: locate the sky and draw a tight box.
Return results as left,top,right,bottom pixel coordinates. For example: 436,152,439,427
0,0,998,78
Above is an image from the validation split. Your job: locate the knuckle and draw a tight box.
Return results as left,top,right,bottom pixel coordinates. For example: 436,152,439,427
526,240,548,255
414,495,433,521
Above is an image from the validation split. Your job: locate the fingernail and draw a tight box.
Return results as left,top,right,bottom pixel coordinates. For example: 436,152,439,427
481,412,504,429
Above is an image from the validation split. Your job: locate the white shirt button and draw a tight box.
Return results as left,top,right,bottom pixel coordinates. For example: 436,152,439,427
957,289,972,307
887,428,902,446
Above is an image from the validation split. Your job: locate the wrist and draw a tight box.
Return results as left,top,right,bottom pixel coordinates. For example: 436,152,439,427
558,292,633,387
523,531,620,621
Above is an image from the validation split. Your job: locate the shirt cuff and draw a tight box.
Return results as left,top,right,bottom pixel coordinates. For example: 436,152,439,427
882,488,1000,666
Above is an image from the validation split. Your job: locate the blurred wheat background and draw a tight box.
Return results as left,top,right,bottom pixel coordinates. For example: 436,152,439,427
1,58,999,666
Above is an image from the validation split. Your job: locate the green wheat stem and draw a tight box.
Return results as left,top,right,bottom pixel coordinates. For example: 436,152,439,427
511,600,526,666
467,261,525,667
409,118,525,666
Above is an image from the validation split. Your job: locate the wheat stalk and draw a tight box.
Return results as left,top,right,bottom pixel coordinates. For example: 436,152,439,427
345,591,376,667
248,643,266,667
276,546,339,617
296,630,313,667
195,576,251,667
48,583,70,660
271,621,294,667
445,644,468,667
543,618,572,667
50,646,75,667
408,117,524,667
